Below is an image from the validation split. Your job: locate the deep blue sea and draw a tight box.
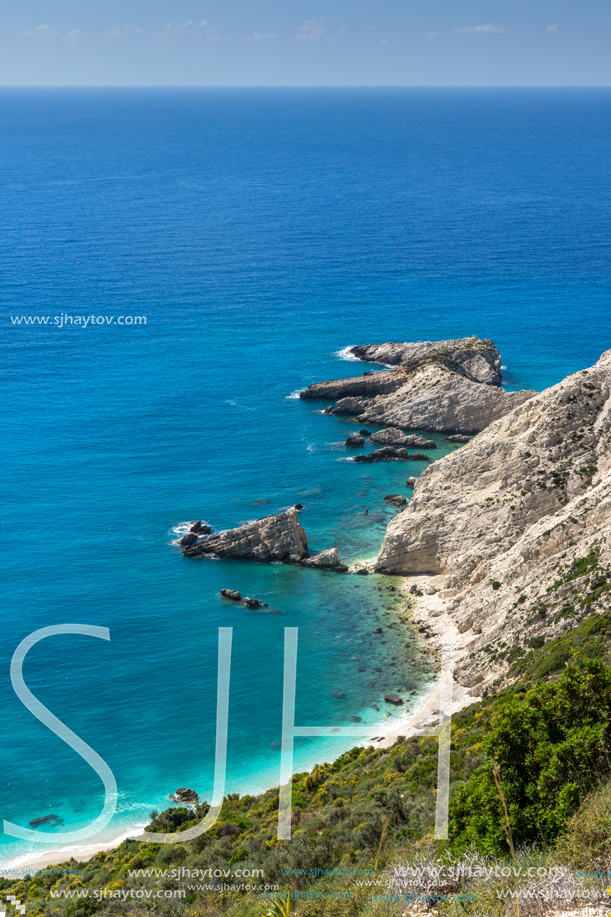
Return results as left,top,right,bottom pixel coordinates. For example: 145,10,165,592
1,87,611,867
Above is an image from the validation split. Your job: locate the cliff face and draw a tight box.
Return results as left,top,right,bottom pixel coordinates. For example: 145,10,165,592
375,350,611,695
183,508,308,562
353,363,533,434
350,336,502,385
300,337,534,434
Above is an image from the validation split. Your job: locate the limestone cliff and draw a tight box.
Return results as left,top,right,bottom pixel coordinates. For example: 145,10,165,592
375,350,611,696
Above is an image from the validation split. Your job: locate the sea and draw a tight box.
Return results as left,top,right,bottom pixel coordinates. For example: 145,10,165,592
1,87,610,868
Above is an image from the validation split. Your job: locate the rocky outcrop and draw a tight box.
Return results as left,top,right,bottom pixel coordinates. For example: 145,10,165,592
445,434,470,444
345,435,365,447
354,364,534,434
353,447,409,463
183,508,308,563
190,521,211,534
370,428,436,449
406,477,417,488
384,694,404,705
301,548,348,572
385,494,408,506
180,533,198,546
349,336,502,386
334,397,368,415
221,589,241,601
301,339,534,435
374,350,611,696
301,371,406,402
171,787,198,804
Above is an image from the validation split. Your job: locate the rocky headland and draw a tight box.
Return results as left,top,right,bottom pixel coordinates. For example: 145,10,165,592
349,335,503,385
375,349,611,698
301,335,535,434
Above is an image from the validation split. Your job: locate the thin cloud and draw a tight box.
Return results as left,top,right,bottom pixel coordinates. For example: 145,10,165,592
295,20,325,41
547,23,558,33
424,31,440,39
454,24,505,34
243,32,276,42
17,24,62,38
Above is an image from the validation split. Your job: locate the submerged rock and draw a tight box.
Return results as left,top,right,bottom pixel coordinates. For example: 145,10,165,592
301,547,348,572
183,507,308,563
29,814,63,828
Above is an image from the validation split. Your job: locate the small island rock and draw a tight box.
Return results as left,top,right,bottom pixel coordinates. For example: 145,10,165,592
171,787,198,804
302,548,348,572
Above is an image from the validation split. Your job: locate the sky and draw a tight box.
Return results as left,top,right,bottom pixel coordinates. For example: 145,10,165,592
1,1,610,86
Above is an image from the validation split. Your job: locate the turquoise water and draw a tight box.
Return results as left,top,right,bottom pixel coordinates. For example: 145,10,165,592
1,87,611,866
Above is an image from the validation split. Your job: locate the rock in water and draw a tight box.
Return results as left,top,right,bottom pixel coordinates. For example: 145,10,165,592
445,434,470,443
333,396,369,415
349,336,503,385
345,435,365,447
406,453,430,462
359,428,372,437
370,428,436,449
183,507,308,563
353,446,410,463
171,787,198,804
220,589,241,601
179,533,198,546
301,548,348,572
243,597,267,608
29,814,63,828
384,694,404,705
301,372,407,402
385,494,408,506
190,521,212,534
406,477,417,488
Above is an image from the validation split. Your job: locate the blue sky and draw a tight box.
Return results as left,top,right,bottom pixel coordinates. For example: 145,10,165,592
1,1,610,85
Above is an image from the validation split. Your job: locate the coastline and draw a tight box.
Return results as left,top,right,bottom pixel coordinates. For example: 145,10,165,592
3,572,474,875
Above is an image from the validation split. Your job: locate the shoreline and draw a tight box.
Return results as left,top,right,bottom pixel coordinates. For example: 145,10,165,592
4,574,475,876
